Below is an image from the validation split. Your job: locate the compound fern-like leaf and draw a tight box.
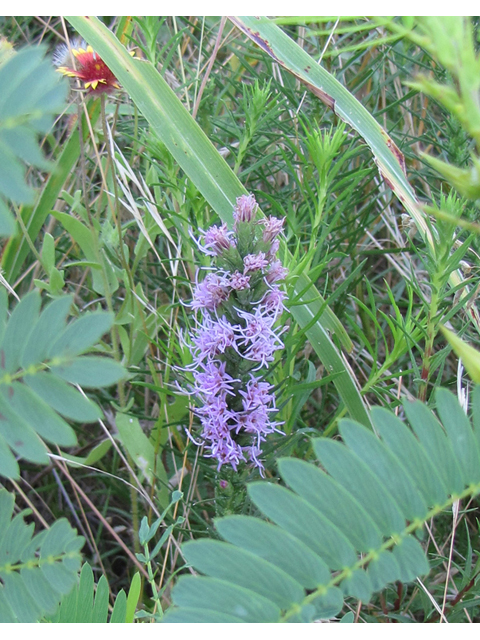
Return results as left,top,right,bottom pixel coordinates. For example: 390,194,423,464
0,289,126,479
0,489,84,623
44,562,128,623
163,388,480,623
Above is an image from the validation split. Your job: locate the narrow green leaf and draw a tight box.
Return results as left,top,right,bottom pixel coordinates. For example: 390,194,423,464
367,550,402,592
441,326,480,384
60,439,112,469
115,413,154,484
20,295,73,369
125,572,141,623
215,515,331,589
371,407,449,506
310,587,344,620
0,432,19,479
0,199,15,236
0,288,8,346
341,569,372,603
278,457,382,552
51,356,126,388
0,490,14,546
340,611,355,623
182,539,304,610
172,576,281,623
8,382,76,447
110,589,127,623
313,438,406,536
248,482,357,569
25,372,101,423
403,399,465,496
41,232,55,275
51,211,118,295
92,575,109,623
0,290,41,373
54,584,78,623
75,564,94,624
231,17,429,244
0,388,48,464
435,388,480,486
287,604,316,623
49,311,114,360
392,536,429,582
116,412,169,507
289,299,371,427
339,419,428,521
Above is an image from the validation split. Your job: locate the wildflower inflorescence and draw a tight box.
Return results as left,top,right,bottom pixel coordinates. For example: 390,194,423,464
54,39,133,95
185,194,288,475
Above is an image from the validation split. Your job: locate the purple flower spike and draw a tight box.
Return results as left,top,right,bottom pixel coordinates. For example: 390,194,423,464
182,192,289,474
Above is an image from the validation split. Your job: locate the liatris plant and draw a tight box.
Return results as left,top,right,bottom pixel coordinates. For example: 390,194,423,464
185,194,288,477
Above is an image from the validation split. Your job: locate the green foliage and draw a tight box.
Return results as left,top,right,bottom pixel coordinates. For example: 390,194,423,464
163,388,480,623
66,14,372,431
0,289,126,479
44,562,128,623
391,17,480,203
0,488,84,623
3,16,480,624
116,412,169,508
0,44,67,236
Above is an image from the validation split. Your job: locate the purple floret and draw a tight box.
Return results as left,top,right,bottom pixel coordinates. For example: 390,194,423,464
262,216,285,243
191,272,230,311
233,194,257,223
203,223,235,256
191,315,238,363
243,252,269,273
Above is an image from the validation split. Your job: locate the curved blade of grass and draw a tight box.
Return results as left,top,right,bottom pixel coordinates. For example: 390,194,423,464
66,16,371,427
231,17,473,351
230,16,430,241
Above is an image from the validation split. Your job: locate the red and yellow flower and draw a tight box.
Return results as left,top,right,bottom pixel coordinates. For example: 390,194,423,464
56,43,120,95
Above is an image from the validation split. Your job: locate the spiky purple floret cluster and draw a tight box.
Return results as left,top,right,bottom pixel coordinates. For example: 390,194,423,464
186,194,288,474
